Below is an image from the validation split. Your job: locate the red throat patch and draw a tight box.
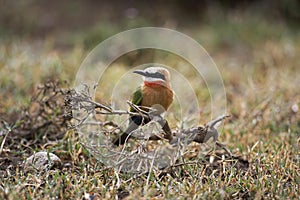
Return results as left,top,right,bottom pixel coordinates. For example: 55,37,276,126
144,81,165,87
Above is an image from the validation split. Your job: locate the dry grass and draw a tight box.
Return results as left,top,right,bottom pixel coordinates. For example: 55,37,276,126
0,19,299,199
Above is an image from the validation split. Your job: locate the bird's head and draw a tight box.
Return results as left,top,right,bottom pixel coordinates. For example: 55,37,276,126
133,67,171,88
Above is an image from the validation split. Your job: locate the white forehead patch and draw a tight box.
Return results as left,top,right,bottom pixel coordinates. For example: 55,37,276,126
145,67,165,74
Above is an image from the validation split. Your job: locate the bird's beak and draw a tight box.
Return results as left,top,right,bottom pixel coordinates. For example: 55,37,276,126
133,69,147,76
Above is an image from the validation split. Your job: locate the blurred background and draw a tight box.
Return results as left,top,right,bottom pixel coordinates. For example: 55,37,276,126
1,0,299,49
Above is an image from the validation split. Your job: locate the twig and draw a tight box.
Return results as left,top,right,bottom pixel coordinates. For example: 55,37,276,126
216,141,233,157
71,87,230,145
71,85,233,173
206,115,231,128
0,129,9,155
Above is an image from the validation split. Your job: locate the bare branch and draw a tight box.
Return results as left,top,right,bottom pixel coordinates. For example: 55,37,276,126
70,85,232,173
70,87,230,146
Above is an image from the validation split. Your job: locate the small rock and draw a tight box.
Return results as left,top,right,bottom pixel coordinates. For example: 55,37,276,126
24,151,61,173
291,104,298,113
83,193,102,200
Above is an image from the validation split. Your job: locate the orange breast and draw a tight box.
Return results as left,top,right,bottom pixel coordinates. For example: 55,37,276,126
141,84,173,112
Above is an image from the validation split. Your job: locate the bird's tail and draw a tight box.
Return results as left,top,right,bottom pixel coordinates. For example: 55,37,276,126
113,115,150,145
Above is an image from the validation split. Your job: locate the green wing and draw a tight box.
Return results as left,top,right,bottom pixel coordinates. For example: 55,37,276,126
129,86,143,112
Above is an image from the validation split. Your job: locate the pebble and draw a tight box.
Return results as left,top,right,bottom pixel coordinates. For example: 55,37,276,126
24,151,61,173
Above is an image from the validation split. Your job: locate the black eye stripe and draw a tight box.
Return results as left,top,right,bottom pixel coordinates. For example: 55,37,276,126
145,72,166,80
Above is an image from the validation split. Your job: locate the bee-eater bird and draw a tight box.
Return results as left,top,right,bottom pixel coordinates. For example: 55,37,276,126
113,67,174,145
